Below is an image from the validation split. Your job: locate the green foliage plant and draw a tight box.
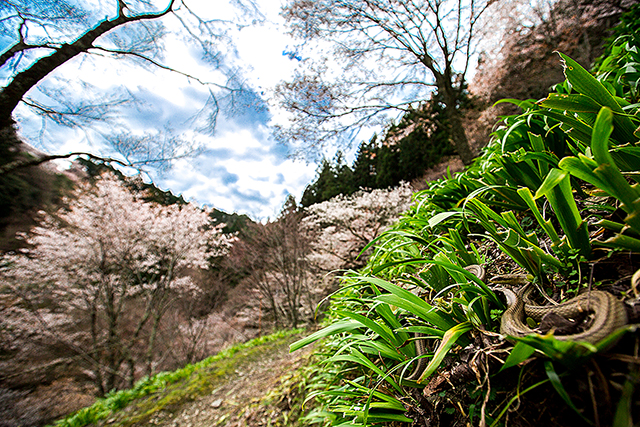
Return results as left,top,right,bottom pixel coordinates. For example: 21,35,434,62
293,12,640,426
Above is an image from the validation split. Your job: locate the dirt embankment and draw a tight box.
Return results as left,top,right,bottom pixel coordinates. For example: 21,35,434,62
90,331,315,427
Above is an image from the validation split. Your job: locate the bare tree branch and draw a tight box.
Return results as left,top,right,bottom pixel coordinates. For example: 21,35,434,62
0,0,261,173
277,0,491,164
0,151,130,176
88,46,233,91
0,0,176,128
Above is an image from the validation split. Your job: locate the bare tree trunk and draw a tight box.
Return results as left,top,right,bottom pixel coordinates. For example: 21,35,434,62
447,110,474,165
269,293,281,329
0,1,175,129
286,282,299,328
105,309,119,393
89,300,106,396
438,79,474,165
145,313,162,376
127,358,136,389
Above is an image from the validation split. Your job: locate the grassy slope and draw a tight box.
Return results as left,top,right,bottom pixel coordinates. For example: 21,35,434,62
52,329,314,427
285,8,640,427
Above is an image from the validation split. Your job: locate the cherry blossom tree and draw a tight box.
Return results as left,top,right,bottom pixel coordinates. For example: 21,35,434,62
219,186,414,331
227,201,314,329
0,173,233,395
303,182,414,270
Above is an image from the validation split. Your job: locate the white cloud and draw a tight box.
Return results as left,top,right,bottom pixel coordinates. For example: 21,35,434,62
9,0,318,220
233,20,298,89
150,124,315,219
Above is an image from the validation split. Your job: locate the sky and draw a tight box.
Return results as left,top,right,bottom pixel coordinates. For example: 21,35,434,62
152,2,324,219
144,4,319,219
2,0,497,219
3,0,326,220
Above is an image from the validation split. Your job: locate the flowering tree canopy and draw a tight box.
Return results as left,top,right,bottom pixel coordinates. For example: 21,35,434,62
0,173,233,394
303,182,414,270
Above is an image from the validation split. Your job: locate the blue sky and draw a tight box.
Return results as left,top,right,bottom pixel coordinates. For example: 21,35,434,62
2,0,512,219
2,0,321,220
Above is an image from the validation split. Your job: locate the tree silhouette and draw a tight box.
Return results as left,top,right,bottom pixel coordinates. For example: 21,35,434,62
0,0,261,173
276,0,493,164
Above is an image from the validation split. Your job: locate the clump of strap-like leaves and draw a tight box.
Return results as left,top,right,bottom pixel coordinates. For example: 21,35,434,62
293,11,640,427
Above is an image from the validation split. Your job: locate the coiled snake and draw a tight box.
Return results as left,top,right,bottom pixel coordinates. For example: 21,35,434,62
406,265,629,381
498,278,628,344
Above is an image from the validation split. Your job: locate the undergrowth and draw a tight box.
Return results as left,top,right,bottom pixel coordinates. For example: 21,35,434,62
292,6,640,427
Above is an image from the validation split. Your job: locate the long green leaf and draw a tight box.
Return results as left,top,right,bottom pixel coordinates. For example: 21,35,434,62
527,132,551,176
395,325,443,336
375,303,410,346
418,321,473,383
558,156,609,190
360,276,458,332
335,310,400,347
433,259,503,307
612,376,635,427
510,334,596,365
539,93,603,113
560,53,623,113
357,340,406,362
539,168,590,256
544,361,594,425
428,211,463,228
500,342,536,372
592,107,640,210
531,109,593,146
290,319,361,352
328,348,402,393
559,52,636,142
596,233,640,252
374,294,449,335
518,187,561,246
493,98,536,110
534,168,568,199
591,107,616,164
343,379,406,408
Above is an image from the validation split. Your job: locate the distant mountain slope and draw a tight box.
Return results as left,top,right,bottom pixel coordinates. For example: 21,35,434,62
0,154,250,253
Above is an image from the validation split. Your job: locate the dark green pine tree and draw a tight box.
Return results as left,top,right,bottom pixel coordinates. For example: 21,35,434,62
352,135,378,190
300,88,466,207
332,151,355,196
374,143,401,189
396,120,454,182
301,152,356,207
301,158,335,207
209,209,252,234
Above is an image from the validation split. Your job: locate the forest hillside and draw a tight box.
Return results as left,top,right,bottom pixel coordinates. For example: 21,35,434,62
1,0,639,426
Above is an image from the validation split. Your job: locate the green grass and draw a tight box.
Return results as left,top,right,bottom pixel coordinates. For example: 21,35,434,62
52,328,304,427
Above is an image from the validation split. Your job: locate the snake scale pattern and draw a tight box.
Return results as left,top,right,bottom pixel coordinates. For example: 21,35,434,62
499,281,628,344
405,265,629,382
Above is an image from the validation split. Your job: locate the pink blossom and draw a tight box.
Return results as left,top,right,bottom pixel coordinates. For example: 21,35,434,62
303,182,413,269
0,172,233,394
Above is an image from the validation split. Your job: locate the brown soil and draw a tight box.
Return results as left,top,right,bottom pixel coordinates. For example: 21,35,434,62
128,336,314,427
